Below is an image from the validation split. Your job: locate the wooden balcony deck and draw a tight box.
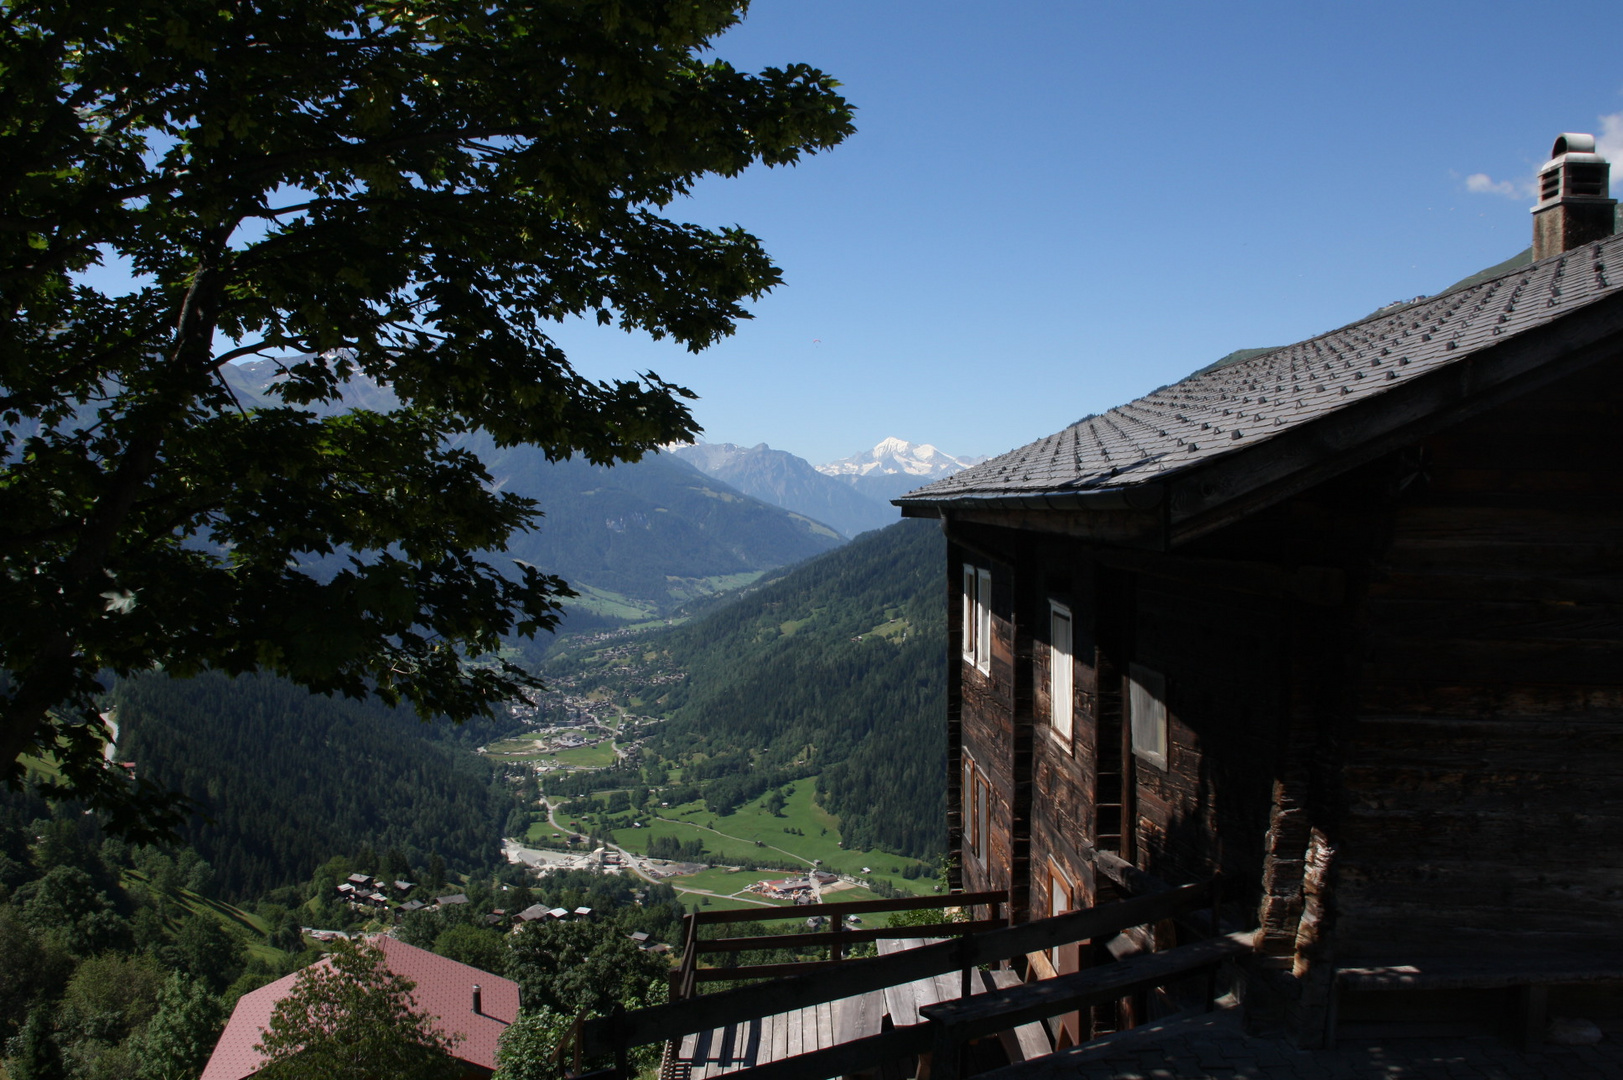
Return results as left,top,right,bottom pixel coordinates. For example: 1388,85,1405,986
670,939,1052,1079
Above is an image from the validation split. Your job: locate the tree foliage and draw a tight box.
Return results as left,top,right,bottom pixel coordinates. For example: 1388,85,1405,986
491,1007,572,1080
0,0,853,836
254,939,462,1080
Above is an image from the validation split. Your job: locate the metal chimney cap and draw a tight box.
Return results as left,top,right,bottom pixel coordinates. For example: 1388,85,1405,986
1553,133,1598,157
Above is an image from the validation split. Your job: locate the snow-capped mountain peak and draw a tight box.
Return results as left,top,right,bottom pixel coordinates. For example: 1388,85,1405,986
815,438,984,502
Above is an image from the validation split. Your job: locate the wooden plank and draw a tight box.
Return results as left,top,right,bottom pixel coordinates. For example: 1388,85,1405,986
584,882,1215,1055
833,990,885,1045
688,889,1008,926
815,1001,833,1050
711,1026,932,1080
988,969,1053,1062
697,919,1002,954
760,1013,778,1066
785,1006,803,1060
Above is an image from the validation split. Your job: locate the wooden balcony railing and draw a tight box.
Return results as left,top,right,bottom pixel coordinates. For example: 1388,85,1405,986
673,887,1012,998
561,878,1247,1080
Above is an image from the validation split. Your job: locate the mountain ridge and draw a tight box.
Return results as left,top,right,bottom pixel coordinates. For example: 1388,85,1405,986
667,441,897,538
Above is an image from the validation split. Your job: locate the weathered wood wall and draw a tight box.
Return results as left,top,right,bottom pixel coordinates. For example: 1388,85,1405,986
1338,357,1623,959
941,350,1623,992
951,533,1024,912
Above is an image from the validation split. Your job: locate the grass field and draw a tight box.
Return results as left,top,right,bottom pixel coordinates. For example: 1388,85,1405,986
567,584,660,621
684,894,787,913
549,742,617,768
610,784,934,896
524,820,570,844
663,866,783,894
123,870,288,966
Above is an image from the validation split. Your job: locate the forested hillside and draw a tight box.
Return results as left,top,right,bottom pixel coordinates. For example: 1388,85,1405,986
644,520,947,859
113,673,517,900
480,448,844,619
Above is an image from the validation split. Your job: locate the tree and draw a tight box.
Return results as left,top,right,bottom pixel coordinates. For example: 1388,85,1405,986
0,0,854,837
491,1008,572,1080
8,1004,67,1080
430,922,507,974
253,938,462,1080
505,919,667,1018
129,972,227,1080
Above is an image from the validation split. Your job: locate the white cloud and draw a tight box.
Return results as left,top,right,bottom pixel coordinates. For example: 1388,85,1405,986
1597,112,1623,182
1465,172,1527,198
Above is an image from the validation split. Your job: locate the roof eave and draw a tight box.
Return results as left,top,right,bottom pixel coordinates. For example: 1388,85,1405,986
893,484,1165,516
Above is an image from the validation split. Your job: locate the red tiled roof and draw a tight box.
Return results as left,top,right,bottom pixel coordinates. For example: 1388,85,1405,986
201,935,520,1080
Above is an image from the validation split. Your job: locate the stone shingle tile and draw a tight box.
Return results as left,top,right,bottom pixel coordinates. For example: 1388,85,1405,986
900,234,1623,505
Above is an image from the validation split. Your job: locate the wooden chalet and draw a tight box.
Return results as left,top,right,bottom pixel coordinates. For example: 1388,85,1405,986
893,132,1623,1046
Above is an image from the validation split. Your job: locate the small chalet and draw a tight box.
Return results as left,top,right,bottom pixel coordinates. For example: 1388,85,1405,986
896,133,1623,1046
200,935,520,1079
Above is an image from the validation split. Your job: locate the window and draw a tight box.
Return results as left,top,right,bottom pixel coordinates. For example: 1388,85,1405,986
1048,863,1074,973
1049,602,1073,745
961,563,992,674
961,757,991,868
1128,663,1167,769
962,757,975,858
976,774,991,866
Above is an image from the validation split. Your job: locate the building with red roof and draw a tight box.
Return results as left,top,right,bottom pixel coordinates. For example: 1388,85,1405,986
201,935,520,1079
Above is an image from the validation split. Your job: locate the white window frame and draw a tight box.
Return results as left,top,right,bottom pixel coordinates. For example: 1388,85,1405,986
961,563,992,674
1048,860,1074,972
1049,601,1073,746
1128,662,1168,770
976,774,991,866
961,757,975,857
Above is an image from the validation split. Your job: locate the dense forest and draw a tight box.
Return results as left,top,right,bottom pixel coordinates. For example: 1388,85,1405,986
112,672,522,900
0,777,682,1080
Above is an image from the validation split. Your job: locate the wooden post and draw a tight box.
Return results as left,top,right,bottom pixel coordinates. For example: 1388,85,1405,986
1517,985,1549,1051
929,1018,961,1080
958,920,973,1000
611,1004,628,1079
831,913,844,962
1205,873,1223,1011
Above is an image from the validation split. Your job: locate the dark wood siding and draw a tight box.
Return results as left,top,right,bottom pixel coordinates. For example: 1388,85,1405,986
953,536,1019,902
1029,549,1098,910
1339,359,1623,959
1125,574,1286,902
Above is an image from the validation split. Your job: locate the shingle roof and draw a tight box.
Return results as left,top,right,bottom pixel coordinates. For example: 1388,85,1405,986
898,234,1623,505
200,935,519,1080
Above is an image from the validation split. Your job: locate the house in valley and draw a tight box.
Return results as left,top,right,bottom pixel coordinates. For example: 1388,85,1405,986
895,133,1623,1047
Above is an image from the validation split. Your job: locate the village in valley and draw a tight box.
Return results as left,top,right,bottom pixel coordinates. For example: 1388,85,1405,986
474,630,936,913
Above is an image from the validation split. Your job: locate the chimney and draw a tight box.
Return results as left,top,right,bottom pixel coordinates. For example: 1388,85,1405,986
472,984,482,1015
1531,132,1616,260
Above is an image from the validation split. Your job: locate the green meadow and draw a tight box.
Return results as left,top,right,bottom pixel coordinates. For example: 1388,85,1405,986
607,783,933,896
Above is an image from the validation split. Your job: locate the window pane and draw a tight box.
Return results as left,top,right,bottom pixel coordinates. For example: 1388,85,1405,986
1050,872,1071,969
1129,663,1167,767
961,564,976,662
962,758,973,851
977,780,990,865
975,568,993,671
1050,604,1073,742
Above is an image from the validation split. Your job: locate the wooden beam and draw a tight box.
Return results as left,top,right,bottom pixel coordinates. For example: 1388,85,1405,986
923,932,1255,1080
707,1026,931,1080
687,889,1009,926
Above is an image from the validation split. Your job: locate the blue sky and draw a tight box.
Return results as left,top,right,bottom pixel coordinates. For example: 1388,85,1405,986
551,1,1623,465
